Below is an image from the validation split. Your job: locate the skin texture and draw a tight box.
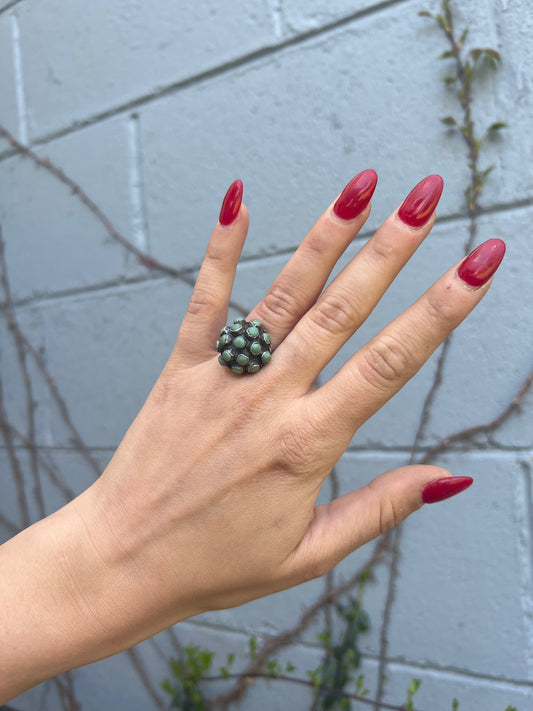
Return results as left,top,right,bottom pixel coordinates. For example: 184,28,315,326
0,174,502,702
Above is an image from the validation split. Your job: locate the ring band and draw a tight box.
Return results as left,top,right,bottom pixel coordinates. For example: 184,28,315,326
216,318,272,375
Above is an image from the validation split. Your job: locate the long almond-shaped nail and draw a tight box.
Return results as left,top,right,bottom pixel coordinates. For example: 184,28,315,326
333,169,378,221
457,238,506,287
398,174,444,228
219,179,243,226
421,476,473,504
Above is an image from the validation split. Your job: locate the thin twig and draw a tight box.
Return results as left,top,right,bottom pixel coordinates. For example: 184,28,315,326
208,539,387,708
0,224,45,518
419,369,533,464
204,672,417,711
0,122,249,314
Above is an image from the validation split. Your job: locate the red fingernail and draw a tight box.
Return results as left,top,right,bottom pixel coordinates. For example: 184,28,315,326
219,179,243,226
398,174,444,228
333,169,378,221
421,476,473,504
457,238,506,287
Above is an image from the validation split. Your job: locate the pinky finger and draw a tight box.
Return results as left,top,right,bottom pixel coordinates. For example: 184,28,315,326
174,180,248,365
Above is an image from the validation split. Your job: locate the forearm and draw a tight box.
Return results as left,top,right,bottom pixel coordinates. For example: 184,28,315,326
0,487,191,703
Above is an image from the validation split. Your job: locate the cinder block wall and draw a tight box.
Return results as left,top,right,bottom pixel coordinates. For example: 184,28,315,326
1,1,532,709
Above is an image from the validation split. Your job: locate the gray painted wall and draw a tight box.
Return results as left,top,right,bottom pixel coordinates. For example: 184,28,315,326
0,0,532,709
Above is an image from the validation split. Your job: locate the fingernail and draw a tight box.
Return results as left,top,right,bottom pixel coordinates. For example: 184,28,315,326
333,169,378,221
219,179,243,226
457,238,506,287
398,174,444,228
421,476,473,504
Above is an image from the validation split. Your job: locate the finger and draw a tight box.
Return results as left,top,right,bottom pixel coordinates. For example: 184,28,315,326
175,180,248,364
284,466,473,579
273,175,444,386
309,238,506,441
247,170,378,348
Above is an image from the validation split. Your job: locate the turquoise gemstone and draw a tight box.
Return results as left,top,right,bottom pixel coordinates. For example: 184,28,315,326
230,323,243,333
236,354,250,366
234,336,246,349
251,319,262,327
262,333,271,345
246,326,259,338
234,317,246,323
250,342,262,355
231,365,244,375
220,333,230,346
261,351,271,363
222,349,233,362
248,362,261,373
218,356,226,366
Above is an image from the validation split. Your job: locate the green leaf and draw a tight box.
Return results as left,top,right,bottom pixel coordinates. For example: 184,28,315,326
438,50,456,60
226,652,235,667
452,699,460,710
407,678,422,696
488,121,508,132
444,75,458,85
435,13,447,29
219,666,230,679
248,636,257,660
441,115,457,126
285,661,296,673
418,10,433,18
458,28,469,50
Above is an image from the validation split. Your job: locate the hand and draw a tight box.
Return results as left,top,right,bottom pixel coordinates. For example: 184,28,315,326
0,171,505,699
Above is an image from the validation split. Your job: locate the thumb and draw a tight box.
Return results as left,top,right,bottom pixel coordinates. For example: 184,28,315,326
290,466,473,580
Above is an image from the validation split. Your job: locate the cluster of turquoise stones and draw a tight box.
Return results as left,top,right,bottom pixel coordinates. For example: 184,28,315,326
216,318,272,375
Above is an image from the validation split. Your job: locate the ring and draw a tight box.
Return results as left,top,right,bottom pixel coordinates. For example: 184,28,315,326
216,318,272,375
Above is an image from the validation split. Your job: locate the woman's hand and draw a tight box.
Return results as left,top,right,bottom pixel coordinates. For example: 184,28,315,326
0,171,505,700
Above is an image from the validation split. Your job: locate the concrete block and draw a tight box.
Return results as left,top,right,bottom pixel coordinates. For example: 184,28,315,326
41,277,193,448
388,452,530,679
0,13,18,153
17,0,276,138
383,661,533,711
139,2,491,273
0,116,135,300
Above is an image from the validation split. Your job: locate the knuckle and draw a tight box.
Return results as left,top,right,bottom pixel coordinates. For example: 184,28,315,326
367,481,402,534
272,420,315,474
309,290,359,338
204,235,229,265
258,282,300,323
358,334,412,389
187,286,219,317
369,236,395,263
377,496,400,534
425,284,459,327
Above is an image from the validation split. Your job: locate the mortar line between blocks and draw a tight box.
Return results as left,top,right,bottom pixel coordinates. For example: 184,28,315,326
267,0,285,40
518,458,533,678
127,114,150,253
10,11,28,144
